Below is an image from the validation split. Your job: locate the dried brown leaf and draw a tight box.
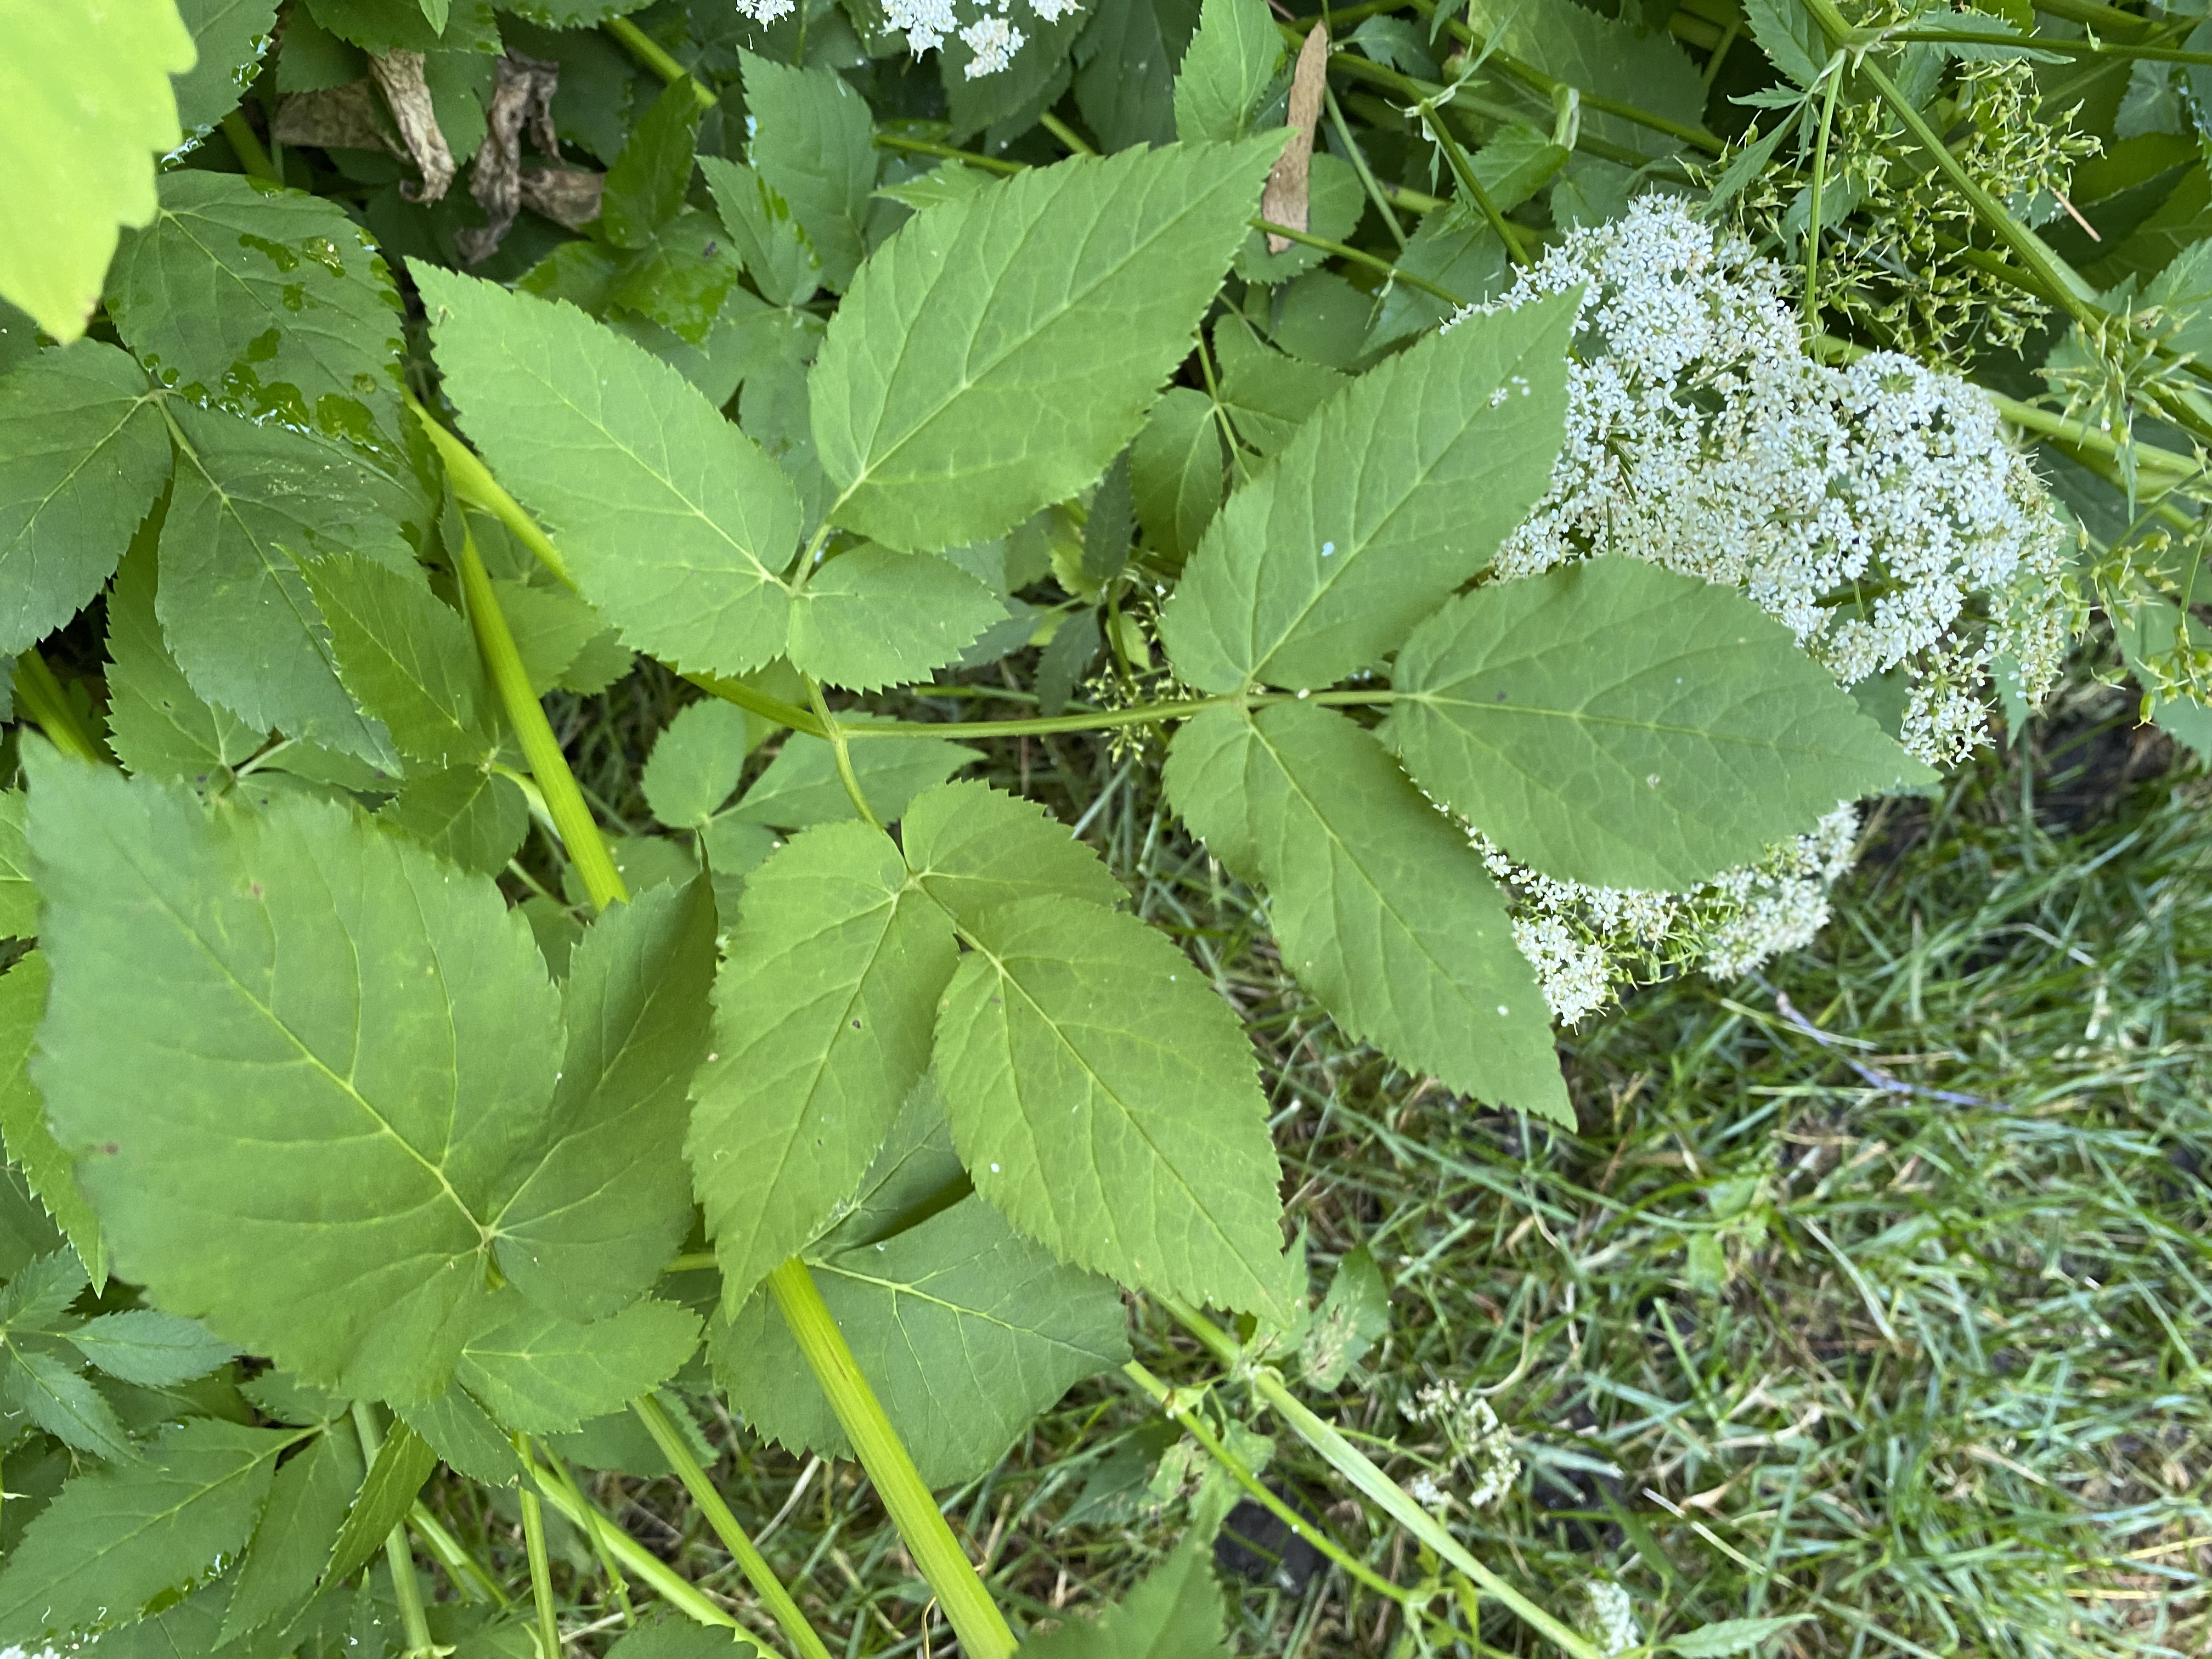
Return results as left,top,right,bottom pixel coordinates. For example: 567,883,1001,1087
1261,25,1329,253
368,49,455,205
459,53,563,265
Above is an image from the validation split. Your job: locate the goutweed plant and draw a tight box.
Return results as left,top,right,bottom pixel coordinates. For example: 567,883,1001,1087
0,0,2193,1652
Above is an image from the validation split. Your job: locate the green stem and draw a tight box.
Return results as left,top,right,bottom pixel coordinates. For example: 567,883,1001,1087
833,687,1396,742
764,1259,1019,1659
1884,29,2212,61
516,1436,563,1659
687,671,827,738
454,525,629,911
1803,55,1844,331
221,110,280,182
12,651,101,764
1164,1300,1605,1659
872,132,1026,175
605,16,720,112
2031,0,2152,31
409,399,574,587
1408,90,1530,267
355,1404,438,1659
515,1444,743,1632
631,1396,834,1659
537,1448,635,1624
1037,110,1098,157
1327,84,1409,248
1255,218,1468,303
805,679,883,830
410,1502,512,1607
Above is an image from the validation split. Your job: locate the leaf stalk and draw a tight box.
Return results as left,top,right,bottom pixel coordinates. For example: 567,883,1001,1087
10,651,103,765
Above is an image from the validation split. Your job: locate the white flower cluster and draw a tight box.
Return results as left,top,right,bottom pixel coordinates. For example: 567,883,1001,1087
1438,198,2070,1022
1404,1380,1521,1512
1583,1579,1643,1656
873,0,1081,74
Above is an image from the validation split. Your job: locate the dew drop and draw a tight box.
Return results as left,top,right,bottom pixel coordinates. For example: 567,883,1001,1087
1321,541,1336,557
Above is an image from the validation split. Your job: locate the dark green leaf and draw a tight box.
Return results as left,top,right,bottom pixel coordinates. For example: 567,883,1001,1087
1210,314,1345,454
701,156,823,308
1131,387,1222,566
105,533,262,787
219,1428,363,1645
1014,1534,1229,1656
376,765,528,875
172,0,283,145
303,552,490,769
1074,0,1198,151
0,952,105,1282
324,1418,437,1587
725,726,977,829
741,52,875,291
67,1309,234,1386
601,78,701,249
398,1386,523,1487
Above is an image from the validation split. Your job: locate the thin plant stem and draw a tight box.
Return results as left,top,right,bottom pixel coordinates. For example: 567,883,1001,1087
688,671,827,738
354,1403,438,1659
409,399,575,587
515,1435,563,1659
1327,84,1409,248
410,1501,512,1607
764,1258,1019,1659
12,651,103,765
1803,55,1844,332
872,131,1025,174
1255,219,1467,303
631,1395,836,1659
1885,28,2212,60
605,17,720,112
515,1443,744,1632
221,111,279,182
1163,1299,1607,1659
1193,324,1255,483
805,679,884,830
454,524,629,911
537,1448,635,1624
1037,110,1098,156
1412,92,1530,267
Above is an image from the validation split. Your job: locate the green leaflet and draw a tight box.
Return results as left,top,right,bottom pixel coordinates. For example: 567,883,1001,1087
785,545,1008,691
303,552,492,769
22,756,636,1395
610,1613,765,1658
701,157,823,309
688,821,956,1306
1172,0,1285,143
716,1193,1131,1488
0,341,171,658
0,953,105,1284
601,78,701,250
1211,313,1345,455
323,1418,437,1587
608,209,742,351
417,266,803,678
942,1,1090,139
491,575,625,697
1300,1243,1390,1389
456,1293,701,1434
1463,0,1709,157
400,1384,524,1486
725,726,977,829
740,51,875,293
0,790,31,937
159,402,421,770
106,534,262,788
0,0,193,340
1387,560,1934,889
1167,703,1571,1122
0,1417,292,1645
4,1340,137,1463
643,698,753,828
1131,387,1224,567
218,1427,362,1646
376,766,528,876
934,894,1293,1317
109,173,407,456
901,780,1129,923
1160,291,1577,693
810,138,1286,554
1014,1534,1231,1656
301,0,498,51
171,0,282,145
494,878,716,1322
66,1310,234,1386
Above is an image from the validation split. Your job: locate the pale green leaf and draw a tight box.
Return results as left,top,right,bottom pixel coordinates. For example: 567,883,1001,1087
1464,0,1709,156
716,1198,1130,1487
934,895,1291,1315
4,1346,137,1462
1132,386,1223,566
702,156,822,309
1173,0,1284,143
607,210,742,349
1167,703,1569,1121
0,953,105,1284
159,402,420,769
0,791,31,937
492,878,716,1322
67,1310,234,1386
901,780,1127,924
25,754,565,1393
0,0,194,340
786,545,1008,691
171,0,282,144
323,1418,436,1587
0,341,171,658
1300,1244,1389,1389
643,698,754,828
416,267,803,677
376,765,528,876
875,159,1001,212
219,1428,362,1646
241,1367,345,1426
600,78,699,250
726,726,977,829
399,1385,523,1487
303,552,490,769
1015,1534,1229,1657
741,52,874,292
109,173,407,455
1665,1615,1816,1656
106,534,261,787
1160,291,1576,693
0,1418,291,1644
689,822,956,1306
456,1294,700,1434
1387,560,1935,888
610,1613,765,1658
1210,312,1345,455
811,139,1285,553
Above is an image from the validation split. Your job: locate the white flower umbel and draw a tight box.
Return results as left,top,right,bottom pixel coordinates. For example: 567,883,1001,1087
883,0,958,52
1405,1380,1522,1512
1438,198,2069,1020
958,13,1025,76
1583,1579,1643,1656
736,0,798,20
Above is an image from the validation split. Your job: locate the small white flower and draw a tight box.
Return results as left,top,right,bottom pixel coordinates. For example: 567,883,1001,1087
1583,1580,1641,1656
959,13,1025,75
735,0,797,20
883,0,957,52
1030,0,1084,18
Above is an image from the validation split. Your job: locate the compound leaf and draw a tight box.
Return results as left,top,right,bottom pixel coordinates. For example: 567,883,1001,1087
0,341,171,658
740,52,874,293
4,1345,137,1462
1166,703,1570,1122
811,139,1284,553
687,822,956,1307
934,895,1290,1316
456,1293,701,1434
1387,559,1934,888
901,780,1127,925
785,545,1007,692
1160,291,1576,692
0,1418,290,1646
416,266,802,678
398,1385,523,1487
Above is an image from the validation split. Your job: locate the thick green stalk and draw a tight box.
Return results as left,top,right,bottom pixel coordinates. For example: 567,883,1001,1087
605,17,720,112
221,111,280,182
764,1259,1019,1659
409,403,574,588
410,1502,511,1606
11,651,102,764
631,1396,834,1659
515,1437,563,1659
516,1445,743,1632
1165,1300,1605,1659
354,1404,438,1659
454,526,629,911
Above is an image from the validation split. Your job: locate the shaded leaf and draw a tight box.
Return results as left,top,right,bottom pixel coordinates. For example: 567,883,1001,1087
643,698,754,828
66,1309,235,1386
323,1418,437,1587
219,1427,362,1645
1131,387,1223,566
1014,1534,1230,1656
786,545,1008,691
456,1294,700,1434
726,727,977,829
376,765,529,875
303,552,490,769
0,952,105,1282
105,533,262,788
